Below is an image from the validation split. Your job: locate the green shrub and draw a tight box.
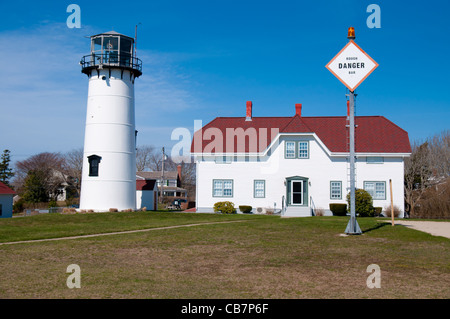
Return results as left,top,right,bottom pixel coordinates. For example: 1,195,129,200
374,207,383,217
346,188,374,217
213,201,236,214
48,200,58,208
239,205,252,214
329,203,347,216
13,198,25,214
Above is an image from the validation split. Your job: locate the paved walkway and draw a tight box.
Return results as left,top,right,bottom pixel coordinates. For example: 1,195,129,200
383,220,450,239
0,220,248,246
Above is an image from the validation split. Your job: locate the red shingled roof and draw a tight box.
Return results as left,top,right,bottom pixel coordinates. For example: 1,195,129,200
0,181,16,195
191,115,411,154
136,179,157,191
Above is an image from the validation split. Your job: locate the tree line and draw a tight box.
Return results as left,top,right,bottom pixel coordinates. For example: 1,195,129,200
0,146,195,210
1,130,448,217
404,130,449,218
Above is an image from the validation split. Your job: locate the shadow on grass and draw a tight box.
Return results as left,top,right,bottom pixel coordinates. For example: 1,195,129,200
361,222,390,234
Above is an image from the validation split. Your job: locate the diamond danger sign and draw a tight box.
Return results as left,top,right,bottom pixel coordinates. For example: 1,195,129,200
326,40,378,92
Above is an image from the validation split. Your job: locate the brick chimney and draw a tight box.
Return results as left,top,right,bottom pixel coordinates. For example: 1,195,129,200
246,101,252,121
295,103,302,117
177,164,182,178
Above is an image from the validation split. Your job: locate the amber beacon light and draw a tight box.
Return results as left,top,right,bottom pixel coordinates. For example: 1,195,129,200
347,27,355,39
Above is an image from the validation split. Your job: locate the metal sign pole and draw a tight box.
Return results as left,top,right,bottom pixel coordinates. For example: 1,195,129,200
344,27,361,235
345,89,362,235
325,26,378,235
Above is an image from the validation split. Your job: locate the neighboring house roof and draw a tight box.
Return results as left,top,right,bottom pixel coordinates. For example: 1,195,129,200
0,182,16,195
137,171,179,180
191,115,412,154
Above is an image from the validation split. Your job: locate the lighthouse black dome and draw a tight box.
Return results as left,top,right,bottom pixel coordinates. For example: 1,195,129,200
80,31,142,77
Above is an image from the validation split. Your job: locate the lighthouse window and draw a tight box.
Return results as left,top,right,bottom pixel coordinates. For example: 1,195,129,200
120,38,133,66
93,37,102,53
120,38,132,55
103,37,118,51
103,37,119,64
88,155,102,177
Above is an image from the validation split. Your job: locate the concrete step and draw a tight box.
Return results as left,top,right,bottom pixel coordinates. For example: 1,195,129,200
283,206,312,217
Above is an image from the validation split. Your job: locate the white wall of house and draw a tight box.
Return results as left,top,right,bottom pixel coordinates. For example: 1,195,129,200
136,190,157,211
0,194,14,218
195,134,406,217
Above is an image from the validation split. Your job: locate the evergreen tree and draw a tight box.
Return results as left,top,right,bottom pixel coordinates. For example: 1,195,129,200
22,170,48,203
0,149,14,186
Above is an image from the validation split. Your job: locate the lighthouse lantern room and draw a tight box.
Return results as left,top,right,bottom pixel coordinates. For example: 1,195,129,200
79,31,142,212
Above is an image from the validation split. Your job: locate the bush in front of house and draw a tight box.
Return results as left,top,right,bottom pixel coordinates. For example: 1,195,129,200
329,203,347,216
239,205,253,214
314,207,325,216
48,200,58,208
13,198,25,214
374,207,383,217
383,204,401,218
213,201,236,214
346,188,374,217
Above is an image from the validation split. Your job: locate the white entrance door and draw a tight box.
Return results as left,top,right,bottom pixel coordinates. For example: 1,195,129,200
291,180,303,205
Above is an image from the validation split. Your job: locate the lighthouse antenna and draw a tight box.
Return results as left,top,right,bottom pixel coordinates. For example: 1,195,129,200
135,23,142,58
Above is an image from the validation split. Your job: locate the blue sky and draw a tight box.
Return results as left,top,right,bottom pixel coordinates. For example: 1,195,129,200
0,0,449,164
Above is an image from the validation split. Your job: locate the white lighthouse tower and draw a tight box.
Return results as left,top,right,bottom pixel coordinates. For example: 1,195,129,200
79,31,142,212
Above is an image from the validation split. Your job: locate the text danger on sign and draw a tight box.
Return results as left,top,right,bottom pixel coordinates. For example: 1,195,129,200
325,40,378,92
339,58,365,74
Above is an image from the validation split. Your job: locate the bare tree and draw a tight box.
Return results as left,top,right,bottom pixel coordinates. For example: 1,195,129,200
427,130,450,180
63,148,84,198
136,145,169,172
404,141,432,217
148,148,165,172
404,130,450,217
176,159,196,201
136,145,156,171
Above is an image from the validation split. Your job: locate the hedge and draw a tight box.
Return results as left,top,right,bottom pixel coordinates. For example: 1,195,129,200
329,203,347,216
239,205,253,214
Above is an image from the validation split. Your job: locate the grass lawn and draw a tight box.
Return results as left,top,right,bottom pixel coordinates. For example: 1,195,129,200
0,211,448,299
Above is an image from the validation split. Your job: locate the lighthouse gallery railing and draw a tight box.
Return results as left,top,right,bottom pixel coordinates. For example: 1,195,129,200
80,53,142,73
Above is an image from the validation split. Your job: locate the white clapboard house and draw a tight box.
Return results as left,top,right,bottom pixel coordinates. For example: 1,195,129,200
191,102,411,217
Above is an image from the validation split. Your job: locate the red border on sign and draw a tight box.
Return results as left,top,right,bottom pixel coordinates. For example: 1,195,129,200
325,40,379,92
